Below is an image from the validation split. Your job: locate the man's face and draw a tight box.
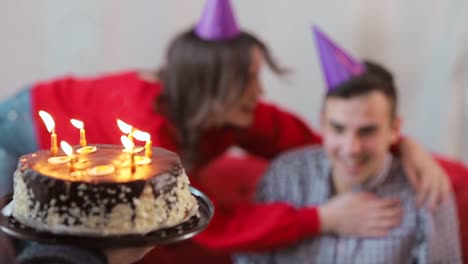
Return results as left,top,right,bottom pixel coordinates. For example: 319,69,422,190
321,91,400,186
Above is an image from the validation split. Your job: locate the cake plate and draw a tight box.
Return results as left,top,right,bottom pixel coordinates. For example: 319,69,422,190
0,187,213,248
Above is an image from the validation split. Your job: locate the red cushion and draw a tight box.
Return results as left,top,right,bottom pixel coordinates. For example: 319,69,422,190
434,156,468,262
198,155,268,210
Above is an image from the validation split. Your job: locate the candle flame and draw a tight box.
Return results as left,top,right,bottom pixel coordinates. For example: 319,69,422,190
60,141,74,156
70,119,84,129
133,130,150,141
117,119,133,134
38,110,55,133
121,135,135,150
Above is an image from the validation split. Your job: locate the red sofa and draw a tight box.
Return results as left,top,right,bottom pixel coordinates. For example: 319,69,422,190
435,155,468,261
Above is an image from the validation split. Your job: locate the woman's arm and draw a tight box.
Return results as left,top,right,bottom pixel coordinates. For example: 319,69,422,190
397,137,452,209
194,151,402,252
237,102,321,159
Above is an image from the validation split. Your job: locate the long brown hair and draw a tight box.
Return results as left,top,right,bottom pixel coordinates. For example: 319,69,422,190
157,29,287,169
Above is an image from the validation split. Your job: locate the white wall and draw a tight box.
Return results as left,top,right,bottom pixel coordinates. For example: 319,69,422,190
1,0,466,162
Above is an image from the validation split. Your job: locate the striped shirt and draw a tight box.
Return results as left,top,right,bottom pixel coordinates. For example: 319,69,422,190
234,147,462,264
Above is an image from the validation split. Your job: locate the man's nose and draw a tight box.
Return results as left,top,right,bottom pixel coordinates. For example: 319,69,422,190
343,135,363,155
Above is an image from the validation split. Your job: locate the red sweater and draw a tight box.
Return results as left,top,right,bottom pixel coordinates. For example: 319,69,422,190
30,71,323,251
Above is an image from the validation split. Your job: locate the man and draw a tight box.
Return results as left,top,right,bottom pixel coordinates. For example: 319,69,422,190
234,27,462,263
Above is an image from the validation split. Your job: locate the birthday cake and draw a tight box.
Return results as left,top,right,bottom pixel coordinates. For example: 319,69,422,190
11,145,199,236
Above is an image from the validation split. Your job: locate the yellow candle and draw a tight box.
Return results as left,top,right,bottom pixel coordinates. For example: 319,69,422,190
133,130,152,158
121,135,136,174
130,150,136,174
39,110,58,156
69,156,76,173
80,128,87,147
60,141,75,173
145,139,152,158
50,129,58,156
70,119,87,147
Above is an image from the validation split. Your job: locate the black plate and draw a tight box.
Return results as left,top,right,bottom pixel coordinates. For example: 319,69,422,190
0,187,213,248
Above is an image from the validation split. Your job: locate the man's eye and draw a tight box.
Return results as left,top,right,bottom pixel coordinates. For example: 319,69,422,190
332,126,344,133
358,127,377,137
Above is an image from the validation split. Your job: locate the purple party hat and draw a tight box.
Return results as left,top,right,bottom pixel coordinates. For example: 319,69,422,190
313,26,365,90
195,0,241,40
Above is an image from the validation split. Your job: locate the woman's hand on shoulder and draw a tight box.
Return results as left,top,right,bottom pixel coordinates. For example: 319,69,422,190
398,137,451,210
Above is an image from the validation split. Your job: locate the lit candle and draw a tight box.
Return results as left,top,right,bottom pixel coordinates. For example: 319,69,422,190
145,139,152,158
60,141,75,173
38,110,58,156
133,130,152,158
70,119,87,147
121,135,136,174
51,131,58,156
117,119,135,143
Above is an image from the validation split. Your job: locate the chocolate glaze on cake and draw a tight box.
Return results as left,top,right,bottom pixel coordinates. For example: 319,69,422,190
12,145,199,236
